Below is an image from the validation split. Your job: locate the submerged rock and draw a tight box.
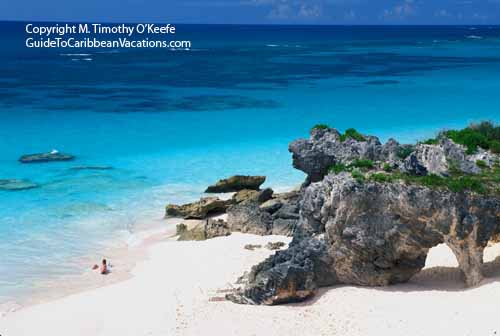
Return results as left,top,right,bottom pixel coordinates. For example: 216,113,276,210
19,152,75,164
166,197,231,219
0,179,38,191
205,175,266,193
69,165,113,171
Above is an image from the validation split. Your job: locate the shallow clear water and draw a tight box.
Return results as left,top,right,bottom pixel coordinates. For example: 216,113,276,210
0,23,499,303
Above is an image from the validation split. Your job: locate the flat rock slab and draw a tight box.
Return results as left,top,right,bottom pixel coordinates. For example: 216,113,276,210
0,179,38,191
19,152,75,164
205,175,266,193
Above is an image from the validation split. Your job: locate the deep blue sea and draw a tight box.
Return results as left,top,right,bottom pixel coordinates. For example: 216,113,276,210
0,22,499,305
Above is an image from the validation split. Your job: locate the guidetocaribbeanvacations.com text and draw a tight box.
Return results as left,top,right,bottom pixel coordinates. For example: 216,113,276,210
24,23,192,49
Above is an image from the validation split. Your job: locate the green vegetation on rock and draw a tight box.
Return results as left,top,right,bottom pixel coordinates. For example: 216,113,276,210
351,159,374,169
340,128,366,142
421,138,439,145
328,163,348,174
311,124,329,131
476,160,487,169
328,159,374,175
443,121,500,154
351,169,365,183
367,163,499,195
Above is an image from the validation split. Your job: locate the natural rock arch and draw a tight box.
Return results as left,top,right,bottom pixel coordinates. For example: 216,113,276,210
228,126,499,305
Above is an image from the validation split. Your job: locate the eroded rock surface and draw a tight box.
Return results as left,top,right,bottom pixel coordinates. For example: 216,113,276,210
205,175,266,193
173,189,301,240
166,197,231,219
229,126,500,305
289,128,398,183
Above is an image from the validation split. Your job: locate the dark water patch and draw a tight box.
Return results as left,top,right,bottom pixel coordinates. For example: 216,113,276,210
0,179,38,191
365,80,401,86
69,166,114,171
170,95,280,112
117,95,281,113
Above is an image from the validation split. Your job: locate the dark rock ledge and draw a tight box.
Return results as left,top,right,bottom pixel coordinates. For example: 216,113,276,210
19,151,75,164
165,177,300,238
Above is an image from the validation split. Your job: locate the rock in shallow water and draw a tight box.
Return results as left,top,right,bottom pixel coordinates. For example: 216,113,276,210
69,165,113,171
19,152,75,164
205,175,266,193
0,179,38,191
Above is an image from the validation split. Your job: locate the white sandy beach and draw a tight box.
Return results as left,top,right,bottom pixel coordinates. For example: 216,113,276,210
1,231,499,336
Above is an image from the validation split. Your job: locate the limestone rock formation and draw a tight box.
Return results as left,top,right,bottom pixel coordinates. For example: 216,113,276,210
19,152,75,163
230,173,499,305
289,127,397,183
166,197,231,219
227,189,300,236
177,218,231,241
205,175,266,193
401,137,500,177
229,125,500,305
232,188,273,204
227,235,337,305
172,188,300,240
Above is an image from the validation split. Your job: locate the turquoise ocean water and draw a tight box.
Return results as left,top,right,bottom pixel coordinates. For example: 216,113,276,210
0,23,499,304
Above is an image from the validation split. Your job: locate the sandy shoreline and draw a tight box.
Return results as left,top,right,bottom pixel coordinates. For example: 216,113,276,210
0,217,182,314
1,230,499,335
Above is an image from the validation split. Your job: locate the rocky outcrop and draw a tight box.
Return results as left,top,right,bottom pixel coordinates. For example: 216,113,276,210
177,218,231,241
230,173,499,304
409,144,448,176
205,175,266,193
227,189,300,236
402,138,500,177
166,197,231,219
229,125,499,305
227,235,337,305
289,128,399,183
0,179,38,191
19,152,75,163
232,188,273,204
173,188,301,240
